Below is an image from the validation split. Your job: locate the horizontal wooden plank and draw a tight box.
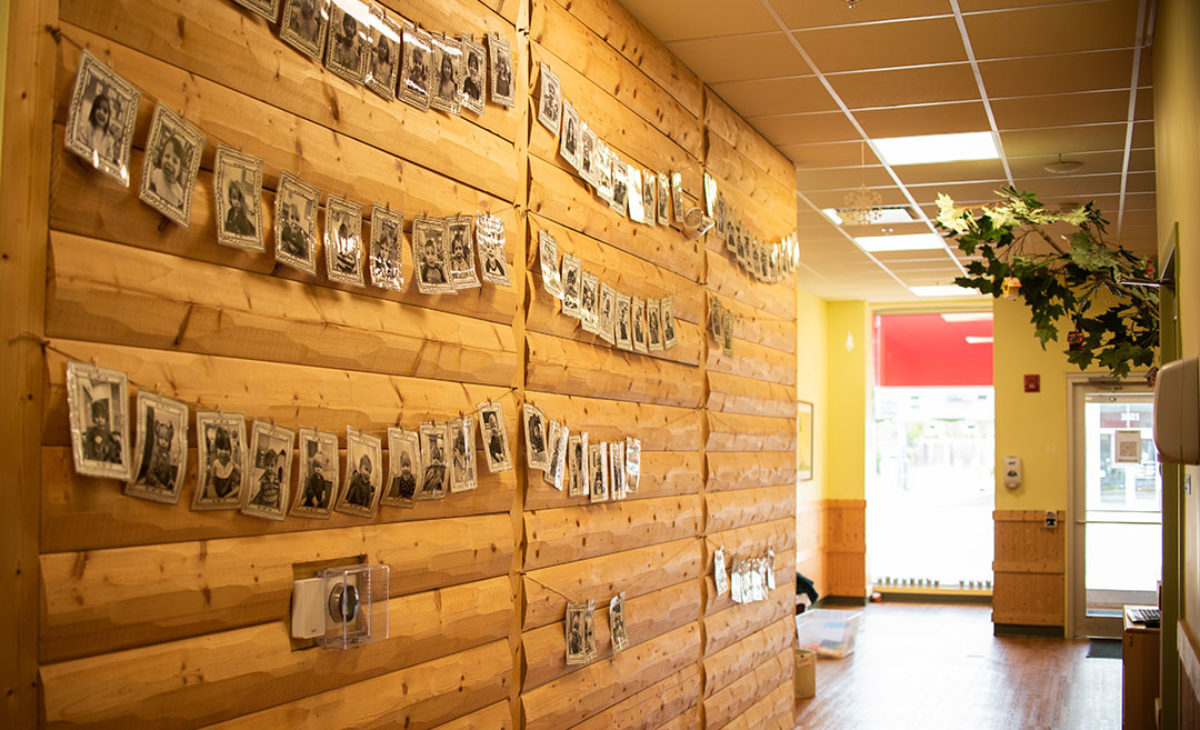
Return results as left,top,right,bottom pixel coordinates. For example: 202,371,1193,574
42,340,513,447
703,615,793,698
707,257,796,322
524,495,701,570
704,559,795,622
526,331,703,408
47,233,518,385
522,390,702,451
661,705,702,730
525,450,702,511
704,90,796,194
707,169,795,244
706,517,798,569
703,647,791,730
50,130,521,326
528,155,703,281
706,451,796,493
706,132,796,229
703,584,793,656
41,514,513,662
40,577,511,728
206,638,511,729
59,3,520,197
528,45,702,198
431,700,513,730
520,621,700,730
522,579,699,690
530,0,702,159
523,537,701,630
41,446,515,553
718,678,794,730
572,666,700,730
707,371,797,418
706,486,796,534
706,412,796,452
707,336,797,386
708,295,796,354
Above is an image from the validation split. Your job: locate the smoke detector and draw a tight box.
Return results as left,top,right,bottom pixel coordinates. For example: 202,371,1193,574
1044,154,1083,175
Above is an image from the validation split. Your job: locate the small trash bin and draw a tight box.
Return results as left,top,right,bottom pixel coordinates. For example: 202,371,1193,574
794,647,816,699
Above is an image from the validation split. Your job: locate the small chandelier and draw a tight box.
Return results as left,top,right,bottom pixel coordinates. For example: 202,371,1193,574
842,142,881,225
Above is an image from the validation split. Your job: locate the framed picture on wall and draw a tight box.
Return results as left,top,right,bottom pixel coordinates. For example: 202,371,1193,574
64,49,141,187
325,2,367,85
797,400,814,481
280,0,331,63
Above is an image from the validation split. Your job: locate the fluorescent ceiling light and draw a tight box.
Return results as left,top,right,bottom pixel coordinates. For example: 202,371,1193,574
823,207,914,226
854,233,944,252
965,336,994,344
911,285,979,298
941,312,993,323
874,132,999,166
821,208,843,225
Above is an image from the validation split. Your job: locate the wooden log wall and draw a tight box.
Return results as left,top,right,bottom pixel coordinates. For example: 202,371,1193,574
992,510,1066,628
1,0,800,726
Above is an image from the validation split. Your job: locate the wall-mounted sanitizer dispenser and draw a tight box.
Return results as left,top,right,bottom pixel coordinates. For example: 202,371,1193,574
1154,357,1200,465
292,564,389,648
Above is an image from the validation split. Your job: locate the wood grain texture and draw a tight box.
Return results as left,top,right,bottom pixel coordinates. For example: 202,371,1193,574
524,495,701,570
992,510,1066,627
571,667,699,730
705,486,796,534
707,372,797,419
704,90,796,193
720,679,793,730
522,390,702,451
706,336,797,386
706,133,796,237
703,615,793,698
706,411,797,452
523,537,701,630
40,577,512,728
41,515,513,662
708,295,796,354
524,450,702,511
703,647,792,730
430,700,513,730
706,451,796,493
707,255,797,322
703,586,793,656
660,705,702,730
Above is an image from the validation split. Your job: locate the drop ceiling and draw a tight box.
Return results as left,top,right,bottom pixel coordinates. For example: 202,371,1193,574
618,0,1157,303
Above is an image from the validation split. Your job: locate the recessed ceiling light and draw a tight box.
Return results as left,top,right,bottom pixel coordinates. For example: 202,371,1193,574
941,312,993,323
965,336,994,344
854,233,944,252
821,208,843,225
910,285,978,297
874,132,999,166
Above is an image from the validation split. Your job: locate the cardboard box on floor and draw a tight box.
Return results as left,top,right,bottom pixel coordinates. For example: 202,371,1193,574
795,648,816,699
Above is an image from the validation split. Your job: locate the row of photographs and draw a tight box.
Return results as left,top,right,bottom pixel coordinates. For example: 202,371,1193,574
233,0,515,114
65,361,514,521
522,403,643,503
704,174,801,286
713,546,778,605
539,230,678,354
66,51,512,294
566,592,628,666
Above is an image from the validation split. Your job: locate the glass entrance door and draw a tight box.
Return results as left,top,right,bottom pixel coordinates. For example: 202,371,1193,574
1071,384,1161,638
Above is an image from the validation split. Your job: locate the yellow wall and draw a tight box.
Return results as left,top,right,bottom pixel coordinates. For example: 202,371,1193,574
824,300,870,500
796,287,827,504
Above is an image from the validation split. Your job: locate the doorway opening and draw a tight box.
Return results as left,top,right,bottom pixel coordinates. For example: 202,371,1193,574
869,312,996,592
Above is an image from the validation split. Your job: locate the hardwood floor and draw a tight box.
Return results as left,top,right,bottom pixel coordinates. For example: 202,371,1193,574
793,602,1122,729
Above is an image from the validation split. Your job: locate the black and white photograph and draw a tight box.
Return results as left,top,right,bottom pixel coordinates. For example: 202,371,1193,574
214,146,264,251
476,212,511,286
641,168,657,227
730,558,743,604
291,428,339,518
66,361,131,480
369,204,404,291
325,195,365,286
382,427,421,507
430,33,462,114
487,32,514,108
64,49,140,187
670,171,684,222
365,10,401,100
625,436,641,494
280,0,330,63
595,143,615,204
536,62,561,133
274,171,321,275
588,441,609,503
614,292,632,351
565,600,596,665
567,432,588,498
631,296,648,354
231,0,280,22
626,164,646,224
647,297,663,352
241,421,295,522
477,401,513,473
542,419,561,484
417,421,448,500
559,99,580,170
139,102,205,228
448,215,480,289
609,593,629,653
192,411,247,510
449,416,477,493
460,36,486,115
579,122,596,186
597,282,616,346
657,172,671,225
561,253,582,319
546,421,569,491
609,156,629,218
412,215,454,295
538,230,563,299
580,270,600,335
126,392,188,504
713,546,728,596
325,2,367,85
523,403,549,471
609,440,625,500
336,428,383,518
722,309,734,355
400,23,434,110
709,294,723,341
661,297,678,350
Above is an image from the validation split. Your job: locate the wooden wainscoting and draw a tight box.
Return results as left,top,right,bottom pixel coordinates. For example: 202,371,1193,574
823,499,867,599
992,510,1065,629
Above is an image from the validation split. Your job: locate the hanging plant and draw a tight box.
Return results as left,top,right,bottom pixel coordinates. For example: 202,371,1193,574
934,187,1159,379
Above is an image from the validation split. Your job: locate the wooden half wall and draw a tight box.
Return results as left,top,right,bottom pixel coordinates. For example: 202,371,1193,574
0,0,800,727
